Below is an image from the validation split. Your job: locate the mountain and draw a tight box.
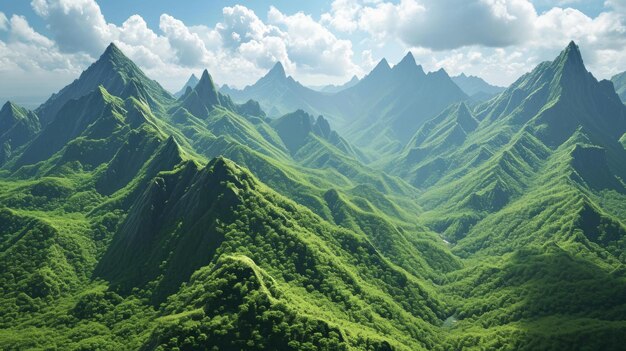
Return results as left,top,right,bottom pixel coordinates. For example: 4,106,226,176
223,54,468,158
385,41,626,347
0,102,40,165
35,43,175,126
309,75,360,93
339,52,468,154
451,73,505,100
174,73,199,98
220,62,344,121
2,40,626,351
612,70,626,103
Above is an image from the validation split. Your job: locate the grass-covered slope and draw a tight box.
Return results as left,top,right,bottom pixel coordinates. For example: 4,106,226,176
2,40,626,351
35,43,175,126
0,102,40,166
381,41,626,349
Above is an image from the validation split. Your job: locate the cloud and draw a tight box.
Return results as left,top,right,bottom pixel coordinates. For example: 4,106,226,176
31,0,113,55
9,15,55,47
0,12,8,31
268,6,358,76
159,14,209,66
3,0,624,101
321,0,362,32
218,5,276,49
354,0,538,50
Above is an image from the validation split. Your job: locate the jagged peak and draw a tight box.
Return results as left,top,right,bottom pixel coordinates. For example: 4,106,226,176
557,40,585,69
103,42,122,56
0,101,18,114
99,42,131,65
397,51,416,67
372,58,391,73
266,61,286,79
191,69,220,104
430,67,451,78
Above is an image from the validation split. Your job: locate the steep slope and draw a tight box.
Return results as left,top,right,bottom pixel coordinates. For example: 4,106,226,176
384,41,626,348
96,157,448,350
174,73,199,98
0,102,40,165
271,109,356,157
35,43,174,125
221,62,345,122
611,70,626,104
339,53,468,154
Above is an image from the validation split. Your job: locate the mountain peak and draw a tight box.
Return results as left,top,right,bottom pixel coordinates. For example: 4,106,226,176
268,62,286,79
197,69,218,93
559,41,584,67
373,58,391,72
180,69,220,118
100,42,127,63
398,51,416,66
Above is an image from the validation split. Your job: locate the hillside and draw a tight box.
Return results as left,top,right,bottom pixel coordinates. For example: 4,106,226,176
223,53,467,158
1,39,626,351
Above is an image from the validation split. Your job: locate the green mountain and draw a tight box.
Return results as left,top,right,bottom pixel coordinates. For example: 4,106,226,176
2,40,626,351
0,102,40,165
223,54,468,158
174,73,199,98
341,53,467,154
385,41,626,347
612,70,626,103
35,43,175,126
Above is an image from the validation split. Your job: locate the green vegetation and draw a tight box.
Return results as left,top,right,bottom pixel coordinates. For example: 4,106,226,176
1,41,626,350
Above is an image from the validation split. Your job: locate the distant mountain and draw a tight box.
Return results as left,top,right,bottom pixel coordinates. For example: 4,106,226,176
0,102,40,165
612,70,626,103
309,75,360,93
339,52,468,153
451,73,505,99
223,54,467,158
220,62,343,121
35,43,174,125
174,73,199,98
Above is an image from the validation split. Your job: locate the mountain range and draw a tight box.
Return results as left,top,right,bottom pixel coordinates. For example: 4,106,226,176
1,41,625,351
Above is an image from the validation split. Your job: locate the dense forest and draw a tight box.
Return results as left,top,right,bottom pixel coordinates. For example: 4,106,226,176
1,38,626,351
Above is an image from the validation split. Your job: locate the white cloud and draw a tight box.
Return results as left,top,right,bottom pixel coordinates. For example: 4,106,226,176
0,12,8,31
31,0,113,55
321,0,362,32
356,0,537,50
9,15,55,47
268,6,358,76
159,14,209,67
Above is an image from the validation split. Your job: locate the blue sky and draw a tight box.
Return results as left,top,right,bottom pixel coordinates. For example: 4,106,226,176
0,0,624,103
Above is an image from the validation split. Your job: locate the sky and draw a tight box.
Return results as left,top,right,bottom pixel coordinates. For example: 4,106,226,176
0,0,625,104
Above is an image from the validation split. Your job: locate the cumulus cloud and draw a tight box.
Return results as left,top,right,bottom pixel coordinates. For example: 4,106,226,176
159,14,209,66
268,6,358,76
331,0,538,50
31,0,113,55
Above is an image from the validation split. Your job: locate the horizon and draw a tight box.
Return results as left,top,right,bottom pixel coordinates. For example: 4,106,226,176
1,0,625,106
